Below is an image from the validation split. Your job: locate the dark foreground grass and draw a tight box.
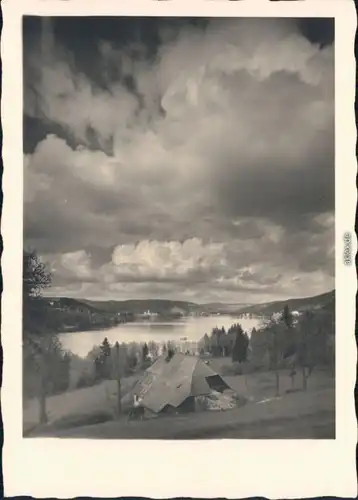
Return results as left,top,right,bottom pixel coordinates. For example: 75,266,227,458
175,411,335,439
28,385,335,440
23,409,115,437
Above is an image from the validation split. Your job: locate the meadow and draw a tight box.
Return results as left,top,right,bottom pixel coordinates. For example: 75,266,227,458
24,357,335,439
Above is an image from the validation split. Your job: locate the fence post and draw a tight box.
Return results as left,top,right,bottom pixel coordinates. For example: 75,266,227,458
115,341,122,418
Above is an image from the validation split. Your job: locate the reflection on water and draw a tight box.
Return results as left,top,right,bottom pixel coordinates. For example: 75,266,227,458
59,315,262,358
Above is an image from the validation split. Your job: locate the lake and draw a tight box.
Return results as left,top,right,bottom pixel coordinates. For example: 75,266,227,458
59,315,263,357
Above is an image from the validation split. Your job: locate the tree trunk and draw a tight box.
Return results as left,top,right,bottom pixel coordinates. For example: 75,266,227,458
290,371,295,390
38,354,48,424
302,331,308,391
115,342,122,418
274,369,280,397
244,374,249,392
273,332,280,397
290,354,298,390
302,365,308,391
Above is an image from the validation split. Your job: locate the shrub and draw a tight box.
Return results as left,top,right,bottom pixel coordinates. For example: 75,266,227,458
75,370,98,389
69,355,96,389
123,366,136,376
141,359,152,371
231,392,248,408
195,396,210,411
221,361,256,376
220,362,243,376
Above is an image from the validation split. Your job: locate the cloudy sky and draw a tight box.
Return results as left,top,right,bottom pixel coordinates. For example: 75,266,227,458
23,16,334,304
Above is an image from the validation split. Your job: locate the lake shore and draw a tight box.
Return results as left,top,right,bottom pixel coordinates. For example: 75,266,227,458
58,315,262,358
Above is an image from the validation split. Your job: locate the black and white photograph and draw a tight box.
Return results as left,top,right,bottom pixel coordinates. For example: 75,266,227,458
2,0,357,497
21,15,337,440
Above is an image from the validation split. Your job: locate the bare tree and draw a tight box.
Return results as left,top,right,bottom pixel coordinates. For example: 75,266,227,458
282,305,296,390
115,342,122,418
272,328,280,397
265,311,288,397
23,249,54,424
298,311,314,391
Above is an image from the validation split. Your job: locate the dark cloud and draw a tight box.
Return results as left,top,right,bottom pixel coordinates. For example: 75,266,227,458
215,152,333,224
23,17,335,302
298,18,334,47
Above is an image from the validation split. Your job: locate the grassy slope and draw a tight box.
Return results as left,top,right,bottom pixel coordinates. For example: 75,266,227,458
44,390,334,439
23,375,139,435
25,358,335,439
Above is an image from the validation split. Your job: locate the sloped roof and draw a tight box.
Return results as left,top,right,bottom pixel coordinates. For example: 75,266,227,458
124,353,232,413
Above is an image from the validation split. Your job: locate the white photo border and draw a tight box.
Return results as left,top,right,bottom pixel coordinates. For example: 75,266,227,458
1,0,357,497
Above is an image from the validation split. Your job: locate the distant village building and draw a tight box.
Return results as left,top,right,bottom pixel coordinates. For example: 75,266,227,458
138,310,159,319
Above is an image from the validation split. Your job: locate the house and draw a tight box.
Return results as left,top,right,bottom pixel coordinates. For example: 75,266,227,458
121,353,243,414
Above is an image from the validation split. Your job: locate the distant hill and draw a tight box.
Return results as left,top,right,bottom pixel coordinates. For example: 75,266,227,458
78,298,199,315
44,296,103,314
235,290,335,317
43,297,200,319
201,302,252,314
43,290,334,319
43,297,198,315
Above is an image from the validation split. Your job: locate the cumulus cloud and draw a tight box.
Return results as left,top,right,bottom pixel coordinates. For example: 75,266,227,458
23,17,334,302
105,238,226,282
